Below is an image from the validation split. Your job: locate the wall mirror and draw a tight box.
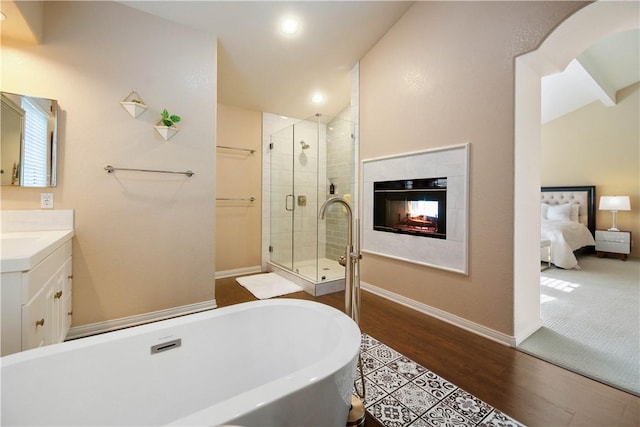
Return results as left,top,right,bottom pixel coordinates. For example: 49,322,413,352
1,92,58,187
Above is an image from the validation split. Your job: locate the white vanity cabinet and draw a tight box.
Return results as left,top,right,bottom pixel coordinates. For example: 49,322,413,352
1,238,73,356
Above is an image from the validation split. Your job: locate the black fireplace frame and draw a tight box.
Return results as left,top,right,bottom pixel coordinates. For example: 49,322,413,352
373,177,447,239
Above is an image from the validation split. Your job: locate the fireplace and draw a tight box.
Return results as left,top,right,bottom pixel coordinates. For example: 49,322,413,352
362,144,469,273
373,177,447,239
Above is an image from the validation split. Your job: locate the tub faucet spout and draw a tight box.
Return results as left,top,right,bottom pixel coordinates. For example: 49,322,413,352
319,196,366,407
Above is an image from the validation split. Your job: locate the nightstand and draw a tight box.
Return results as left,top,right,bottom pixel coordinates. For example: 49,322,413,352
595,230,632,260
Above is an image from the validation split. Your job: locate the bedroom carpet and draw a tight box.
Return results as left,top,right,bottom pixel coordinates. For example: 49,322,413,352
519,255,639,396
356,334,524,427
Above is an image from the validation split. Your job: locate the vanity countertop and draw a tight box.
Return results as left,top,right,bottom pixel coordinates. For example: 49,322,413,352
1,230,74,273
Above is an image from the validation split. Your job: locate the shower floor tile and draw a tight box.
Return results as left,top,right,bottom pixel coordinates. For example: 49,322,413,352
294,257,344,281
356,335,525,427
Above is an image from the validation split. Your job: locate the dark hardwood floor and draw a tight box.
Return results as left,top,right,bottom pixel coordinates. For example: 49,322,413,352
215,277,639,427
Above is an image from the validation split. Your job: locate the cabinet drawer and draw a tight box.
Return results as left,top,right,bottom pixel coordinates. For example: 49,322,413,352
596,240,630,254
22,240,72,303
21,284,49,350
595,230,630,243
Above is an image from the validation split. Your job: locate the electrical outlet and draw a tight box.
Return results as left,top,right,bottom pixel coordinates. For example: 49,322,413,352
40,192,54,209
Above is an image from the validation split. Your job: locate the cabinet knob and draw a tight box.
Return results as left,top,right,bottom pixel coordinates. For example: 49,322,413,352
67,311,73,316
54,291,63,299
68,275,73,279
35,318,45,328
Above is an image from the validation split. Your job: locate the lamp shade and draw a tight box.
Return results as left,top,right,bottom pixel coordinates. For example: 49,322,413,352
599,196,631,211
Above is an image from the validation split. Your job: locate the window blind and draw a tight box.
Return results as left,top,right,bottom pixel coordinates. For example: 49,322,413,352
21,97,49,187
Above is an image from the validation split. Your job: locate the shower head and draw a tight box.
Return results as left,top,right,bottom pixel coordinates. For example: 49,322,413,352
300,140,310,150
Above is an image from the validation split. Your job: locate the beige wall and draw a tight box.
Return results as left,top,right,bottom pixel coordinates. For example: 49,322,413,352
359,1,585,336
1,1,217,326
542,83,640,258
215,104,262,273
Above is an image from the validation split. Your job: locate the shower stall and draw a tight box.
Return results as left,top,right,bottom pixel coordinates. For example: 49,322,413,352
267,113,356,295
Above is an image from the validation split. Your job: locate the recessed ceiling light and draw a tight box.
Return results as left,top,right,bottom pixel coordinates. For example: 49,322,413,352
311,93,325,104
0,12,6,21
280,17,300,35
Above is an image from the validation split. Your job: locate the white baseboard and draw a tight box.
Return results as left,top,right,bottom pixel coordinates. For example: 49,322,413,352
361,281,516,347
66,300,217,340
215,265,262,279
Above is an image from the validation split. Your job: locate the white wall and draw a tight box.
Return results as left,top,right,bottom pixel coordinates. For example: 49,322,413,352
1,1,217,327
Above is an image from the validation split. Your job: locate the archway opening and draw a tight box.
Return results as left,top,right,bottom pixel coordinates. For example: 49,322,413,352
513,1,639,344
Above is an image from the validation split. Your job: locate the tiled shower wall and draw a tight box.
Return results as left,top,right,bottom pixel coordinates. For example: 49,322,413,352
325,109,355,262
291,119,327,267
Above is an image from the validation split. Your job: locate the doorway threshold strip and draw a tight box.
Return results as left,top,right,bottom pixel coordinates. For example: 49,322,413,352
356,334,525,427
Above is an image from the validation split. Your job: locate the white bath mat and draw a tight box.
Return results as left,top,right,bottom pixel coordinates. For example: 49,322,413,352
236,273,303,299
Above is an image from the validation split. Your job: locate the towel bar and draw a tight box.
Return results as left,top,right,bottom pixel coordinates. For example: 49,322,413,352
216,197,255,202
216,145,255,154
104,165,194,177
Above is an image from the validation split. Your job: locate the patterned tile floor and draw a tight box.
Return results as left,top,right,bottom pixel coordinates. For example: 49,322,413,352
354,335,525,427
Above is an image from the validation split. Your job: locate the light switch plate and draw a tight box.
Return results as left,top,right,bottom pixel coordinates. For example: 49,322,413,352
40,192,54,209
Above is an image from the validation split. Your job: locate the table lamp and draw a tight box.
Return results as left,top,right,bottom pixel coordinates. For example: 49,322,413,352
599,196,631,231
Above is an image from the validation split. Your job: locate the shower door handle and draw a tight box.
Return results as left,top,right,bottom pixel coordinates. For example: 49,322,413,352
285,194,295,211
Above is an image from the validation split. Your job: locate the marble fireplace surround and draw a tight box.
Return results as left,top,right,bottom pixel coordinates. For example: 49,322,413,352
362,143,469,275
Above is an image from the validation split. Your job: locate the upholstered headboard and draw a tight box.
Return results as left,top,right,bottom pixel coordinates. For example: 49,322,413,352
541,186,596,236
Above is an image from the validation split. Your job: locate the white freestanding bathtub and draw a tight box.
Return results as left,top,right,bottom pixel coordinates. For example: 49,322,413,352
1,299,361,426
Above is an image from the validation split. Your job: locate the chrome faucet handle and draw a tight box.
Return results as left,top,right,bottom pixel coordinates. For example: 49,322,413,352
339,255,347,266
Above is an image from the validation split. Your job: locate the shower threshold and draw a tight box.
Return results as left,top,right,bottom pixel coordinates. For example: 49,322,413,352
267,261,345,297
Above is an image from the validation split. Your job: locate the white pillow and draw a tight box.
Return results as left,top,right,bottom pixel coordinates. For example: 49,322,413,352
547,203,572,221
570,204,580,222
541,203,550,220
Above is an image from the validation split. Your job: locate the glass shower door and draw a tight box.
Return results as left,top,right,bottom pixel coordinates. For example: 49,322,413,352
268,114,354,284
291,118,319,281
269,125,294,272
269,117,321,282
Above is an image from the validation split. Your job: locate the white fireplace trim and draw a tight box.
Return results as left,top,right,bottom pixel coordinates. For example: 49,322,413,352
361,143,470,275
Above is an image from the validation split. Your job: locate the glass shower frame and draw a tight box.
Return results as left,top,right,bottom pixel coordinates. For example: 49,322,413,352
269,114,355,284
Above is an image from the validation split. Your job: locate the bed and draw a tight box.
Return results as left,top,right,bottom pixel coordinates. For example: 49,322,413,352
541,186,596,269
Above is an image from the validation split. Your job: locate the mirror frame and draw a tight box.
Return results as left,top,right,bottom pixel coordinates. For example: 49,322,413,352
1,92,58,187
